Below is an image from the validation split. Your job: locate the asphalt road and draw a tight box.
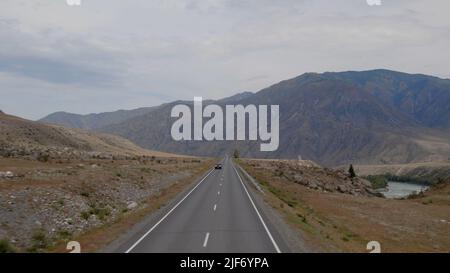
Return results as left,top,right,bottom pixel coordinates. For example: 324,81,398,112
120,156,285,253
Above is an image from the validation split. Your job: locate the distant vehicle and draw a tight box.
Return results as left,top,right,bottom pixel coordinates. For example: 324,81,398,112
215,164,223,169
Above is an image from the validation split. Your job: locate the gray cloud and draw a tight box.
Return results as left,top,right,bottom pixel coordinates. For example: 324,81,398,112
0,55,117,86
0,0,449,119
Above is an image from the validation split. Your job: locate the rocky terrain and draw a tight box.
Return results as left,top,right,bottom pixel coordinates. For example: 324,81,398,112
238,159,450,252
0,111,212,252
0,111,176,161
41,69,450,166
239,159,378,196
0,157,213,252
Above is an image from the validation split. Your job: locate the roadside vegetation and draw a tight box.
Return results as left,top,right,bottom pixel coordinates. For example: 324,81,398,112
237,159,450,252
0,156,215,252
0,239,16,253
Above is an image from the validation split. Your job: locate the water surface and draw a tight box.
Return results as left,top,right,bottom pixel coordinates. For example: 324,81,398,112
382,181,428,199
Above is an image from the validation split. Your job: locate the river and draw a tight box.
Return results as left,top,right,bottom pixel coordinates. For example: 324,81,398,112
382,181,429,199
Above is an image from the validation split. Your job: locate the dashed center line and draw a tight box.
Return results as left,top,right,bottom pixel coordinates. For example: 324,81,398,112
217,191,221,196
203,232,210,247
213,204,217,211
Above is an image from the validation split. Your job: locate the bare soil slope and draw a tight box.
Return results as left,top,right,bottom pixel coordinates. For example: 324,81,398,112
0,111,176,158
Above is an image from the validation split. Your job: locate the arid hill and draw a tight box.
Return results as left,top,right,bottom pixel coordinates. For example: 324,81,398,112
0,111,176,159
40,69,450,166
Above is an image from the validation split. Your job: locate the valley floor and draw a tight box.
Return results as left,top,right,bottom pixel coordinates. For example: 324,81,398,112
1,155,449,253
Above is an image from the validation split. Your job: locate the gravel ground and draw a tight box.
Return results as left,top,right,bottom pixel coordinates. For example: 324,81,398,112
0,157,211,252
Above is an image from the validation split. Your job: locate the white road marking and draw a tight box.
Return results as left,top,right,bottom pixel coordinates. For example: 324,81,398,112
203,232,210,247
125,169,215,253
232,163,282,253
217,191,220,196
213,204,217,211
219,183,222,187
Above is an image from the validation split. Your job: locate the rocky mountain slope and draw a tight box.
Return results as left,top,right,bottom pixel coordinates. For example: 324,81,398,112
39,70,450,166
322,69,450,128
0,111,174,159
40,107,157,130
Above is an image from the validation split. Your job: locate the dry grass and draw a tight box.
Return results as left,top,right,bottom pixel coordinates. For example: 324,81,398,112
239,159,450,253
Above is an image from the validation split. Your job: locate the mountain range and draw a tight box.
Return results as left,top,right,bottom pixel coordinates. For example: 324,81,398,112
39,69,450,166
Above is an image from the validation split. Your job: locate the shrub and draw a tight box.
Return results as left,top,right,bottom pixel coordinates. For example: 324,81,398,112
0,239,15,253
365,175,388,189
29,230,49,252
86,204,111,221
37,153,50,162
57,230,72,241
80,191,90,198
80,210,90,220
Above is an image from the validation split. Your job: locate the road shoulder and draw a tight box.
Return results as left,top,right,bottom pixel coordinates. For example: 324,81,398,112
100,161,216,253
234,160,319,253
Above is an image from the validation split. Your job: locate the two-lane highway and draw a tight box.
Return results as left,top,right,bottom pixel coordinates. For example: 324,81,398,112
119,156,284,253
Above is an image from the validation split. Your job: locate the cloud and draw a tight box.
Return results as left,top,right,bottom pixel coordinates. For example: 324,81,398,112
0,0,449,119
0,55,117,86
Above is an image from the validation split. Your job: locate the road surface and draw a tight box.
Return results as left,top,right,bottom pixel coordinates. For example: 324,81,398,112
118,156,286,253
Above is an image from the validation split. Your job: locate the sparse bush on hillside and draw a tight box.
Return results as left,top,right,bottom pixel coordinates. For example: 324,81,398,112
28,229,49,252
80,191,90,198
0,239,15,253
37,153,50,162
80,210,90,220
57,230,72,241
86,204,111,221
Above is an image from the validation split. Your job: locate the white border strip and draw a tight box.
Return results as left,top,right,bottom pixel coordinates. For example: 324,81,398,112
232,162,282,253
125,169,215,253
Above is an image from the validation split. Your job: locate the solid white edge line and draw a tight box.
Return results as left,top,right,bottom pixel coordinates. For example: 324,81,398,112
125,168,215,253
203,232,210,247
232,162,282,253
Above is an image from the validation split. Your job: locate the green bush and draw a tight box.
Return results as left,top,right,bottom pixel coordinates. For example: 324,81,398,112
28,230,49,252
0,239,15,253
365,175,389,189
85,204,111,221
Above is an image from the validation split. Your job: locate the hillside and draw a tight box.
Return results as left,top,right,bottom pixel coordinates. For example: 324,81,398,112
322,69,450,128
0,111,175,159
40,107,158,130
40,70,450,166
99,71,450,166
351,161,450,184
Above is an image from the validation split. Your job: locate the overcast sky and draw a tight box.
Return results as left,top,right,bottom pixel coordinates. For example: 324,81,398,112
1,0,450,120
